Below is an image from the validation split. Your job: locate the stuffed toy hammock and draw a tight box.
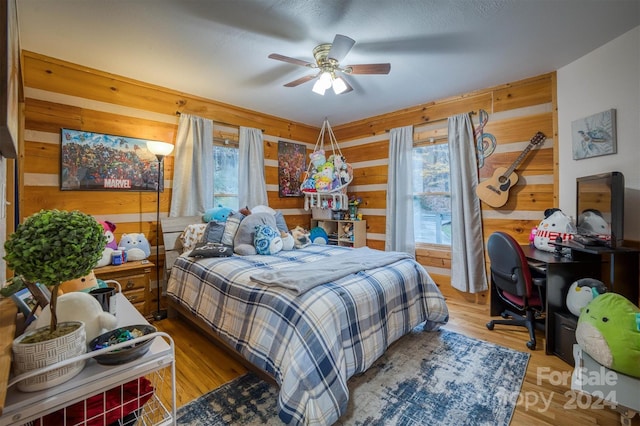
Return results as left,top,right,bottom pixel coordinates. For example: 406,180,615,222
301,119,352,211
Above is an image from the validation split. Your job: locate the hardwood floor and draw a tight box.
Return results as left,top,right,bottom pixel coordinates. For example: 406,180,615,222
153,298,632,425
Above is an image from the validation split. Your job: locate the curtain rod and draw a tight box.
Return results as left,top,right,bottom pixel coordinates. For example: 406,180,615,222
385,110,477,133
175,111,264,132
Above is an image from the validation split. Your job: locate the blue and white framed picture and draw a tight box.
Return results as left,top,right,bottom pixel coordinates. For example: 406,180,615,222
11,286,48,325
571,109,617,160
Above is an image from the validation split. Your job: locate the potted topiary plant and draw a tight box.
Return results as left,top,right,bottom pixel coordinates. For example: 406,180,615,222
3,209,106,391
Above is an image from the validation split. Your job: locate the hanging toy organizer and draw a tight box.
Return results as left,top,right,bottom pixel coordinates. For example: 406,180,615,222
301,119,352,212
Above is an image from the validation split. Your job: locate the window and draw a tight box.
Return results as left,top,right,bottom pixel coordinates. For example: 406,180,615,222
213,144,239,210
412,142,451,246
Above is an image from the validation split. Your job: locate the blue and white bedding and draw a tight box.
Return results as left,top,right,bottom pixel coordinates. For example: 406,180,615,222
167,244,449,425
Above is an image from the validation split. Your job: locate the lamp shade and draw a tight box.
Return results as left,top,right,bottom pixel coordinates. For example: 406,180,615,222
332,77,348,95
147,141,174,157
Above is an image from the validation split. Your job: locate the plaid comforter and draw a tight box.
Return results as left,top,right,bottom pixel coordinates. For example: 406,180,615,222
167,245,449,425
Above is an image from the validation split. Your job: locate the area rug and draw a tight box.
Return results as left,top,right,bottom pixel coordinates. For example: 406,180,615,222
176,327,530,425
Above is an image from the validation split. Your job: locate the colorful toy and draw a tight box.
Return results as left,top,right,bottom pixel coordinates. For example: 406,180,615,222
566,278,607,317
96,221,118,267
309,150,326,169
534,208,576,252
203,205,234,223
59,270,100,294
310,227,328,244
291,226,311,249
254,224,283,255
118,233,151,261
575,292,640,378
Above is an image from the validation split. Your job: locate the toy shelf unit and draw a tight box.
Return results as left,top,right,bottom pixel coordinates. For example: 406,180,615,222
311,218,367,248
1,292,176,426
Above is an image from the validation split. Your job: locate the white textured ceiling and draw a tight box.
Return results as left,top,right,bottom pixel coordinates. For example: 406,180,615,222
16,0,640,127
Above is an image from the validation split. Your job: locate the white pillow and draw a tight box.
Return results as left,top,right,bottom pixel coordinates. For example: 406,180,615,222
179,223,207,253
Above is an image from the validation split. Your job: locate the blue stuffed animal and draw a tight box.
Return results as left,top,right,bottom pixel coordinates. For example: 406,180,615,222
310,226,328,244
203,205,233,223
254,225,283,255
118,233,151,261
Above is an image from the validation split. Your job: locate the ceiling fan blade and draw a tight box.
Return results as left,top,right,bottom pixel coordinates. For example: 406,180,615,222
345,63,391,75
327,34,355,62
268,53,314,68
283,74,318,87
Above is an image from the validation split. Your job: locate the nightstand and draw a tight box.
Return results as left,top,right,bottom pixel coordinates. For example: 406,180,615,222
94,260,153,316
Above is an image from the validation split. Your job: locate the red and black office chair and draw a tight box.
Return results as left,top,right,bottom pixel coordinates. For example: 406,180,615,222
486,231,546,350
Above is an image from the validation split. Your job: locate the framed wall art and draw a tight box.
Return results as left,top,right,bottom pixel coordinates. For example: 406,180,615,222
278,141,306,197
61,128,165,191
571,109,617,160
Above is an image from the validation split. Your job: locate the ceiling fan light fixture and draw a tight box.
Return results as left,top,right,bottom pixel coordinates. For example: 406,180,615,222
332,76,348,95
312,79,327,95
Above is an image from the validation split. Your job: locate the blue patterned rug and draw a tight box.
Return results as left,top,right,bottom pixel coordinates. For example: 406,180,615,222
176,327,530,425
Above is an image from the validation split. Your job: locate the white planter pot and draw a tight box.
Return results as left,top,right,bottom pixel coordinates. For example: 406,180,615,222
12,321,87,392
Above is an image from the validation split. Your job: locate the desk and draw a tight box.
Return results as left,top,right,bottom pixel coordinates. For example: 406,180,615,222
490,245,599,364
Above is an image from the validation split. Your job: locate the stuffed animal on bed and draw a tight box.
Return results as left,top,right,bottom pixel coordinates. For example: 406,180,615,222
310,227,328,244
254,224,283,255
291,226,311,249
203,205,233,223
534,208,576,252
96,220,118,267
233,212,278,255
118,233,151,261
576,292,640,378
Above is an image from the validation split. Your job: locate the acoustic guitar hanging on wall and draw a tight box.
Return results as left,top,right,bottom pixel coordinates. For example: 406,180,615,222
475,131,546,207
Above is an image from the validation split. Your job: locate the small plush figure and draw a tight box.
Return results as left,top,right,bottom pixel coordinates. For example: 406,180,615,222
576,293,640,378
309,150,326,169
534,208,576,252
59,270,100,294
203,205,234,223
96,221,118,267
254,225,283,255
30,292,117,341
310,226,328,244
566,278,607,317
118,233,151,261
291,226,311,249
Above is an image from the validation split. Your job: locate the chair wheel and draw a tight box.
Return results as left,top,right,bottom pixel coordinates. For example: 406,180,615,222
486,321,494,330
526,340,536,350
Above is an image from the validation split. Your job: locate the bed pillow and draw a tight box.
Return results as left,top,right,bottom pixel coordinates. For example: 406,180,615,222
233,212,277,256
221,211,245,246
201,220,226,244
179,223,207,253
188,242,233,258
274,211,289,233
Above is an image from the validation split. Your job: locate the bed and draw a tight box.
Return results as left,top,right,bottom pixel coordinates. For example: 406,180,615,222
163,217,449,425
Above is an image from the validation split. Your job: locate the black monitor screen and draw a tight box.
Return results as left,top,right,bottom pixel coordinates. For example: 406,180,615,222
576,171,624,248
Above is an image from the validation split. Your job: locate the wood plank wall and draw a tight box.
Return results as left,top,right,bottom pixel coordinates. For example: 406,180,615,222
332,73,558,304
19,51,317,291
18,51,559,305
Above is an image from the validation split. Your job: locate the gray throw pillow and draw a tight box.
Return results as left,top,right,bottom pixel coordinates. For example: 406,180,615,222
201,220,225,244
221,212,245,246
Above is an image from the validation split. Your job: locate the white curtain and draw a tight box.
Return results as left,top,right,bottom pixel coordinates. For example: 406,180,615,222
448,113,487,293
385,125,415,255
169,114,214,217
238,126,268,209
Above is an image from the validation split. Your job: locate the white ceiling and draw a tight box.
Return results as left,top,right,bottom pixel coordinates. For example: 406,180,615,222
16,0,640,127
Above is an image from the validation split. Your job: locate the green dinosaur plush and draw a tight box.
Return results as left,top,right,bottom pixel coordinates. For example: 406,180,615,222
575,292,640,378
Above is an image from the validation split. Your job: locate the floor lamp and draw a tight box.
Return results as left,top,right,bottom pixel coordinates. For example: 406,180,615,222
147,141,174,321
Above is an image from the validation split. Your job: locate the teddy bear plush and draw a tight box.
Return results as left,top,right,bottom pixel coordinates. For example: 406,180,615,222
96,220,118,267
290,226,311,249
118,233,151,261
575,292,640,378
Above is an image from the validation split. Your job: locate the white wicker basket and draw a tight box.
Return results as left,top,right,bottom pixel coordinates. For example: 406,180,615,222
12,321,87,392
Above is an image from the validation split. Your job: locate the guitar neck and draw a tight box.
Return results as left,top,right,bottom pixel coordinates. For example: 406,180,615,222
502,142,536,179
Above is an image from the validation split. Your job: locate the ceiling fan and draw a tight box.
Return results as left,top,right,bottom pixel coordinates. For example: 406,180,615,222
268,34,391,95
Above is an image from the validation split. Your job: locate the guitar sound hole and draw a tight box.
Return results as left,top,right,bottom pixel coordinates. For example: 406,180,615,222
498,176,508,184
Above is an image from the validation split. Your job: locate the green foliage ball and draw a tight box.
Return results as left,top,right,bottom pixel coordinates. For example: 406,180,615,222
4,210,107,287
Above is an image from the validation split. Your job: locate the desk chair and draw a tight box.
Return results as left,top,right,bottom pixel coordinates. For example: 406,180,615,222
486,231,546,350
